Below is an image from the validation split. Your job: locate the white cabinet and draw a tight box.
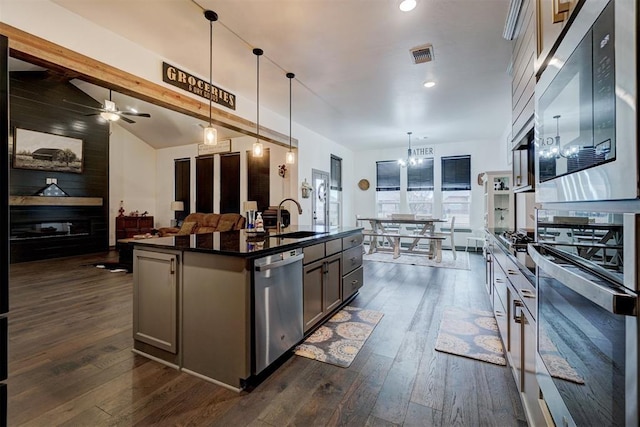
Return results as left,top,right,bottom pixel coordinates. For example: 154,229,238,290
482,171,514,230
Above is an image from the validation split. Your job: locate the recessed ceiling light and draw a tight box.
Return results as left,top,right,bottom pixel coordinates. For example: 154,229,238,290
423,81,436,88
399,0,417,12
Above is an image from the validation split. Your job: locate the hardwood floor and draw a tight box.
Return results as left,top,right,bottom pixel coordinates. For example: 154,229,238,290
7,251,526,426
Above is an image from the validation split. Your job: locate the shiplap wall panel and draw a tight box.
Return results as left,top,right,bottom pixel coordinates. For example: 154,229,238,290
511,0,536,142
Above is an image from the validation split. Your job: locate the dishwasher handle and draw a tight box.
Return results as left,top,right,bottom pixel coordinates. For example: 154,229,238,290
255,253,304,272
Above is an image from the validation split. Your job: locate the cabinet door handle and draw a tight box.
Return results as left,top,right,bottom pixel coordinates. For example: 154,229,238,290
170,258,175,275
513,299,523,323
495,278,504,283
507,269,518,275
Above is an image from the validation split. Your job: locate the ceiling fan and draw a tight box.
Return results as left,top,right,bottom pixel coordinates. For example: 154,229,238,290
64,90,151,124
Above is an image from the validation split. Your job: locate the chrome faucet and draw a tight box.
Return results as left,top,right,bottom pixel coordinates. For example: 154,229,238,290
277,198,302,233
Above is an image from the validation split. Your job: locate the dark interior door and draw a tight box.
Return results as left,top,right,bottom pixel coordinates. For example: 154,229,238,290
220,153,240,214
196,156,213,213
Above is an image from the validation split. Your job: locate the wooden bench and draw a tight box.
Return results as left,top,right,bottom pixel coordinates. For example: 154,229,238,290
362,230,446,262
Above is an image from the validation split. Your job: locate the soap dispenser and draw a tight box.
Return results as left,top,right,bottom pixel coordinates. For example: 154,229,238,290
255,212,264,232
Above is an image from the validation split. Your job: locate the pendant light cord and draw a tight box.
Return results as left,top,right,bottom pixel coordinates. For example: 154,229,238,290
289,75,292,150
209,18,213,126
253,48,263,139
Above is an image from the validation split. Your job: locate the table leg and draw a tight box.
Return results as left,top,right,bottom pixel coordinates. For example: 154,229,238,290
434,240,442,263
393,237,401,259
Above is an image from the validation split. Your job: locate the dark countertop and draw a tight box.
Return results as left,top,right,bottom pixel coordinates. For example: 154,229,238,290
131,225,363,258
486,227,536,285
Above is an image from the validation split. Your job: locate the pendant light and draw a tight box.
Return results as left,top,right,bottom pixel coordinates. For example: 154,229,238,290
398,131,422,167
203,10,218,145
252,48,264,157
285,72,295,165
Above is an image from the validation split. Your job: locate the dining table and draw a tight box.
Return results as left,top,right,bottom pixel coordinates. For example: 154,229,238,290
357,216,446,259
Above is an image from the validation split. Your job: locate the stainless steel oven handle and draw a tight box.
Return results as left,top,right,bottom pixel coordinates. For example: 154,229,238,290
528,244,637,316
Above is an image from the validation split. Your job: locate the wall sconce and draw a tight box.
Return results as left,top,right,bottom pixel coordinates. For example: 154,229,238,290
301,179,313,199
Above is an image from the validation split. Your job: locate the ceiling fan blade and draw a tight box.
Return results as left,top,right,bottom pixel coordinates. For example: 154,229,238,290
121,112,151,118
62,98,103,111
84,113,100,116
119,115,136,124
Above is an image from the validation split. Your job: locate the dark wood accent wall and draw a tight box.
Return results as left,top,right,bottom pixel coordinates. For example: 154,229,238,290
1,36,9,312
247,148,270,212
1,36,10,424
220,153,240,214
174,158,190,221
196,156,213,213
9,71,109,263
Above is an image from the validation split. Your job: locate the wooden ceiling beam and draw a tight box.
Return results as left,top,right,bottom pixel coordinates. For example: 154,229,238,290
0,23,296,148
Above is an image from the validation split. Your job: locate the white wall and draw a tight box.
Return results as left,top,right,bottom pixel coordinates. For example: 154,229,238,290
109,124,156,245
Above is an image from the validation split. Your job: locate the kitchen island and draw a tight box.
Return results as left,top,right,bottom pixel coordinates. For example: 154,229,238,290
130,226,364,391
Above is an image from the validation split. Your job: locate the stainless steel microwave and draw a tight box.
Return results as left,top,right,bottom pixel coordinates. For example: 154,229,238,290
535,0,637,203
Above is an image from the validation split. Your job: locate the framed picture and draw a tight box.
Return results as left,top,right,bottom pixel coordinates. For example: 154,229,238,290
13,128,83,173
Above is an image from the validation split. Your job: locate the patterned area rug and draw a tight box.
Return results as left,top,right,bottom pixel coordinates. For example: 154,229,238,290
435,307,585,383
363,248,470,270
294,306,384,368
435,306,506,365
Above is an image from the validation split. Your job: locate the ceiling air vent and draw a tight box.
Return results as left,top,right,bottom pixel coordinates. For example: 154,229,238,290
410,44,434,64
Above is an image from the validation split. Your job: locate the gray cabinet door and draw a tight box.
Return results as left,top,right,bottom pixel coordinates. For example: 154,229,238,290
324,253,342,314
303,259,325,332
133,250,178,353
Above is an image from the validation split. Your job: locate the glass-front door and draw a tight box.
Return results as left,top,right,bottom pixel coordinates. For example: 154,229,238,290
312,169,329,227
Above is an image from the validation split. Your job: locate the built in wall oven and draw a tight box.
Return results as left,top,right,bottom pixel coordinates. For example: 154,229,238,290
535,0,637,203
529,210,639,426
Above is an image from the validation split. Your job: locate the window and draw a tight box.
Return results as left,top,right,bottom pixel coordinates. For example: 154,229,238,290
407,158,434,216
174,158,191,223
376,161,400,217
441,155,471,226
329,155,342,226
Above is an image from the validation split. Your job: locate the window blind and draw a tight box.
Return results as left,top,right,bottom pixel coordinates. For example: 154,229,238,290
376,161,401,191
247,148,270,211
408,158,434,191
441,155,471,191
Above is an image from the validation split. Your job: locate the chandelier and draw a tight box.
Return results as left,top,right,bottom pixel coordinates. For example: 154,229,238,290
398,132,422,167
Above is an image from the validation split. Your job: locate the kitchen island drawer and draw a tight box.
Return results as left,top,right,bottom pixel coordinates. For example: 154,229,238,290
342,245,363,274
325,238,342,256
342,233,363,250
343,266,363,300
303,243,325,265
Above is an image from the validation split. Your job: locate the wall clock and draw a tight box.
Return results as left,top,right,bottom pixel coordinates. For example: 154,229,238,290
358,179,370,191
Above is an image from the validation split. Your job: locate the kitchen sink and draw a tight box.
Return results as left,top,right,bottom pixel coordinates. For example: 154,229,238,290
269,231,326,239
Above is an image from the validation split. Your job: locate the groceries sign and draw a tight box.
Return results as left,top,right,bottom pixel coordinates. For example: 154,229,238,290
163,62,236,110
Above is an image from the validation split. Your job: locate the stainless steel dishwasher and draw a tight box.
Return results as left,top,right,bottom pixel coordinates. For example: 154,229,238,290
254,248,304,374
